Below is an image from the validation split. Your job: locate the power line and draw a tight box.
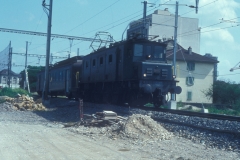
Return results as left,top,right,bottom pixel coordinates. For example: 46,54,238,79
177,22,222,36
12,52,68,59
151,0,219,27
179,24,240,38
0,28,113,42
65,0,121,34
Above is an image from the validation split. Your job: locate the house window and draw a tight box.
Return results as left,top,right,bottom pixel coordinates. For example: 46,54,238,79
186,77,194,86
187,91,192,101
100,57,103,65
12,77,17,84
2,76,6,84
187,62,195,71
92,59,96,67
108,54,112,63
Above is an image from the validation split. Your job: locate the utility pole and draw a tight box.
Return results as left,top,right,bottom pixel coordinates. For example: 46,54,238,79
24,41,28,90
42,0,53,100
168,1,179,109
169,0,198,108
171,1,179,102
143,1,147,39
7,43,12,88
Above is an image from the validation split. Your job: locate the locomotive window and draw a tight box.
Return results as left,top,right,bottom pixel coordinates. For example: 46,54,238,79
147,46,151,55
100,57,103,65
92,59,96,67
109,54,112,63
134,44,143,56
154,46,163,58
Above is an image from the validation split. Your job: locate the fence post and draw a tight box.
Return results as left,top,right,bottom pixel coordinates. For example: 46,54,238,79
79,99,83,121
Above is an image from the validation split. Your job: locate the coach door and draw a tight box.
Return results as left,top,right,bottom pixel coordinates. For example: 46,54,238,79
115,48,122,81
65,69,70,93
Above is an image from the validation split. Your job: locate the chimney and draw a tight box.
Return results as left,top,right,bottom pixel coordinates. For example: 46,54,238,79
188,47,192,55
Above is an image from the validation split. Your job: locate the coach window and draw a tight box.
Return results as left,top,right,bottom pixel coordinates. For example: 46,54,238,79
100,57,103,65
108,54,112,63
134,44,143,56
86,61,88,68
59,71,62,81
92,59,96,67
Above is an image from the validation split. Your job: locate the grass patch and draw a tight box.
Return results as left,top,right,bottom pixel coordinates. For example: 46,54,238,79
207,106,240,116
0,87,30,98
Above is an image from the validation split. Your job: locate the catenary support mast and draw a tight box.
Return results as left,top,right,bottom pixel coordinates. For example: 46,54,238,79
42,0,53,100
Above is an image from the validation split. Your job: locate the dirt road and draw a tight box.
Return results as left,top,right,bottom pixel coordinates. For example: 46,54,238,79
0,120,143,160
1,99,239,160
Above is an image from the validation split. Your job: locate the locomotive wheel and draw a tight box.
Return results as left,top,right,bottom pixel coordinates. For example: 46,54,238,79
153,95,166,108
153,100,161,108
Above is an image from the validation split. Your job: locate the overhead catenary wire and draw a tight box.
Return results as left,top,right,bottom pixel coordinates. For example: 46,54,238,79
65,0,121,34
31,0,220,54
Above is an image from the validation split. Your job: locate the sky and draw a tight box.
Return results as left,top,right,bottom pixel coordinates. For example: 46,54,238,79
0,0,239,82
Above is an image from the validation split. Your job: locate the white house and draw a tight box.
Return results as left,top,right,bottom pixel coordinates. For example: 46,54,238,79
165,41,218,104
0,69,21,89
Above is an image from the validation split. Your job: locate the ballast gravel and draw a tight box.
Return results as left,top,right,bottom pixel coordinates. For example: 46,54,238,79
1,97,240,160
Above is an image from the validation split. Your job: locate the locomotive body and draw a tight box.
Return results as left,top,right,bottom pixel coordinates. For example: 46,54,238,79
78,38,181,106
37,38,181,107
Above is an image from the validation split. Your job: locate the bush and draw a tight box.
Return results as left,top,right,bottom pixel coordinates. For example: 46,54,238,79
0,87,30,98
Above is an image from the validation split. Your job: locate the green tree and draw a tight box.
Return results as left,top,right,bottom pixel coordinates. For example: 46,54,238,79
204,80,240,109
20,66,45,92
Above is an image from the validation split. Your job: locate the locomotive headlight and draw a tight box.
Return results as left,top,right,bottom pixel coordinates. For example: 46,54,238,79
146,55,151,59
143,73,147,77
173,75,176,79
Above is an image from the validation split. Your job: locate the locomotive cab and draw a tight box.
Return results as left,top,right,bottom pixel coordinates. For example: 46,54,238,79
126,40,181,107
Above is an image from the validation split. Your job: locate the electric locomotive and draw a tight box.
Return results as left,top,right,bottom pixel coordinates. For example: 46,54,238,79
77,38,181,107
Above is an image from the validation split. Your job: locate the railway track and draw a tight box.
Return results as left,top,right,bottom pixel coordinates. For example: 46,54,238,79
45,97,240,135
133,106,240,122
126,105,240,136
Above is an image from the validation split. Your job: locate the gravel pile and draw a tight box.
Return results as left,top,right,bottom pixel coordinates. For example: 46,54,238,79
119,114,172,141
69,114,172,145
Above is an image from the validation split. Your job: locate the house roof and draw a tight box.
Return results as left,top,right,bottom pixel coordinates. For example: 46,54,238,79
0,69,21,77
165,41,219,64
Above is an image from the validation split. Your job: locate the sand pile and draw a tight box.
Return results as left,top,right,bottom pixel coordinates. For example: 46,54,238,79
3,95,46,111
